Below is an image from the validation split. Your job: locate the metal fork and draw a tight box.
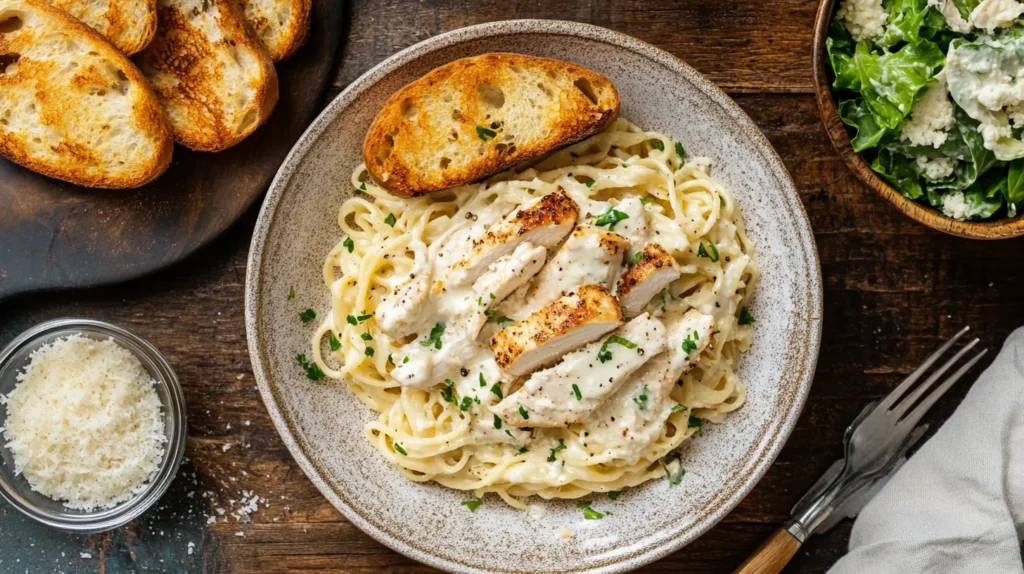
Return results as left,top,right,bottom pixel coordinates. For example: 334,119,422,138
734,326,989,574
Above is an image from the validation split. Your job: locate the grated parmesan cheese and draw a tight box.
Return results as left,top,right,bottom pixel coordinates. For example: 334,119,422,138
0,335,166,511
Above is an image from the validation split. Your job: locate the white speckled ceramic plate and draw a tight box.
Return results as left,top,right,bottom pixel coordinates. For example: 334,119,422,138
245,20,822,573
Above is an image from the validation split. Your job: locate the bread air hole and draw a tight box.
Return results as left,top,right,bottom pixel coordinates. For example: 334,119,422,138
0,53,20,76
439,157,451,170
477,83,505,109
574,78,599,105
113,69,129,95
0,14,23,34
537,82,553,98
400,99,417,120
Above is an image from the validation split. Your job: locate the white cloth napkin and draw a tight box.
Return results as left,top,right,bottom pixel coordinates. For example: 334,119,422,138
829,327,1024,573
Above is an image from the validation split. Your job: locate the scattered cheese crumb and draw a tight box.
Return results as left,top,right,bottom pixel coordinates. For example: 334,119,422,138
187,542,195,555
969,0,1024,32
916,156,956,180
836,0,887,40
80,553,92,559
1,335,166,510
558,527,573,539
901,73,953,148
942,191,971,220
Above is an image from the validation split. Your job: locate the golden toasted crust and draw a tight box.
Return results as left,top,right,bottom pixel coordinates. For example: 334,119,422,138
43,0,157,55
239,0,310,61
364,53,620,198
490,284,623,371
616,243,680,299
0,0,172,188
137,0,278,152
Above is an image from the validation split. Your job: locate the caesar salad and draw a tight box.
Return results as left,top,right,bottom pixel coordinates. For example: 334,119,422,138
828,0,1024,221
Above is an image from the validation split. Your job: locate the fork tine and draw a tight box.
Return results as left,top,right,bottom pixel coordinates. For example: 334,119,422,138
879,326,972,410
898,349,988,429
890,337,980,419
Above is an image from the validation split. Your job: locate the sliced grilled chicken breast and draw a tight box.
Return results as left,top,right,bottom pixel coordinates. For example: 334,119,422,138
616,243,681,317
503,225,627,320
440,190,578,291
493,313,667,428
582,309,716,464
609,197,648,258
391,243,546,388
490,284,622,377
375,241,435,339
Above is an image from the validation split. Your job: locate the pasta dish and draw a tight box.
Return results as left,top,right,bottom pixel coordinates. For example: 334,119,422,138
311,118,757,508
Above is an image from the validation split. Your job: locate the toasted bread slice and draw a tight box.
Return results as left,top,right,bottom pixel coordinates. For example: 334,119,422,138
0,0,172,188
364,53,620,197
238,0,310,61
41,0,157,55
137,0,278,152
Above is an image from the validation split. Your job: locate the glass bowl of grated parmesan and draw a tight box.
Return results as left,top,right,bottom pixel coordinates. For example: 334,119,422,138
0,318,187,533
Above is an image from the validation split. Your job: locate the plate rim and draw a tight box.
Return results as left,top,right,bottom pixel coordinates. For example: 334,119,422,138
245,19,823,573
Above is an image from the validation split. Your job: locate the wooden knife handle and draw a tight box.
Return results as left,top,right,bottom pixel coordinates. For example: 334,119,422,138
733,527,802,574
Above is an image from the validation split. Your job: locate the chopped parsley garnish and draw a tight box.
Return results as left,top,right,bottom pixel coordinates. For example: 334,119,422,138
518,446,528,453
288,287,295,300
299,309,316,324
384,213,397,227
496,316,515,328
364,346,375,357
594,207,629,230
651,139,665,151
403,356,410,364
440,380,457,405
631,251,643,265
675,142,686,163
493,414,502,429
518,406,529,420
476,125,497,140
421,322,445,349
459,396,475,411
697,242,719,262
328,332,341,351
597,335,637,363
359,182,367,191
360,332,372,341
572,383,582,401
681,330,700,355
394,442,407,456
577,502,605,520
343,237,354,253
671,404,687,412
461,499,481,512
547,439,566,462
738,307,755,326
346,313,372,325
662,460,686,486
632,385,649,410
490,384,503,400
688,415,704,435
640,196,655,205
387,354,394,365
484,309,495,317
296,354,325,381
478,373,487,387
585,179,596,188
608,491,621,501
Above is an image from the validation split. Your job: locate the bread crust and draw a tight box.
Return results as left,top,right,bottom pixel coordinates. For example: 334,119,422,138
137,0,278,152
239,0,310,61
363,53,620,198
0,0,173,188
43,0,157,55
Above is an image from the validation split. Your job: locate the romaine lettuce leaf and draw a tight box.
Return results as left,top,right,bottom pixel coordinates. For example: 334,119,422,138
839,99,889,151
872,149,925,199
827,19,859,90
852,40,945,130
877,0,946,48
1006,161,1024,206
951,0,981,21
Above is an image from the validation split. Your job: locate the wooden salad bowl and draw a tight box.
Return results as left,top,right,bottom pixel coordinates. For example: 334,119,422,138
812,0,1024,239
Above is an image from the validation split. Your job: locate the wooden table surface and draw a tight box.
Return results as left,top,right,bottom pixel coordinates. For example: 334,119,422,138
2,1,1023,572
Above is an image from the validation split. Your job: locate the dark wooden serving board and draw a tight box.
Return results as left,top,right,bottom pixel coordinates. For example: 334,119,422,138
0,0,344,302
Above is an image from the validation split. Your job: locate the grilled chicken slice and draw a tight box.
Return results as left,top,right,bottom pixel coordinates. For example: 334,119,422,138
503,225,628,319
582,309,717,465
493,313,667,428
616,243,681,317
609,197,648,258
391,243,546,388
490,284,622,377
375,241,435,339
439,190,578,291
